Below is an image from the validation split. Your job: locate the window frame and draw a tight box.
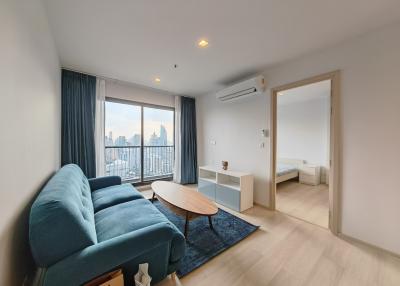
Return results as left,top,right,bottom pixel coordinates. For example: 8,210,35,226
105,97,175,185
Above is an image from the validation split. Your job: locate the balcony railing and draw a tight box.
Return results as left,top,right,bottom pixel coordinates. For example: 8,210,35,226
105,145,174,182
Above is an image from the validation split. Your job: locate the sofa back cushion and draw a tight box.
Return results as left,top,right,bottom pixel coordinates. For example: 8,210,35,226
29,164,97,267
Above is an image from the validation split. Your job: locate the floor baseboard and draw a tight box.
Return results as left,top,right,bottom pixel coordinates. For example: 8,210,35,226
338,232,400,259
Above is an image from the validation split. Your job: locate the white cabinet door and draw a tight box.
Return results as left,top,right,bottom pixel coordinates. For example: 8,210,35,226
216,185,240,212
198,179,216,200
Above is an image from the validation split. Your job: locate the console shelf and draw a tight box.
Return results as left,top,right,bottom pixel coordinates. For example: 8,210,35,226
198,166,254,212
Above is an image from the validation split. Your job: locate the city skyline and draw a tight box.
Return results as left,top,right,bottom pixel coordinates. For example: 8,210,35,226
105,101,174,145
105,124,173,146
104,102,174,181
104,124,174,181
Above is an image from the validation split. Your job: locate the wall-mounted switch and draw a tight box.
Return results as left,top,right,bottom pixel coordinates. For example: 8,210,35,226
210,140,216,145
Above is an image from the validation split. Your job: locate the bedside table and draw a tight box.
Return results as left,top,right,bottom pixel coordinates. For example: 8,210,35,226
299,164,321,185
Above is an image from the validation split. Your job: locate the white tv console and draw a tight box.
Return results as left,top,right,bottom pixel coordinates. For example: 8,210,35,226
198,166,254,212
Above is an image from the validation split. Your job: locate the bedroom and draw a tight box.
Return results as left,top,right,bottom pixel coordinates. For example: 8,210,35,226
275,80,331,228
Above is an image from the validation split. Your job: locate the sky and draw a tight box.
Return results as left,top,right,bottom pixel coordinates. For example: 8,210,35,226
105,101,174,144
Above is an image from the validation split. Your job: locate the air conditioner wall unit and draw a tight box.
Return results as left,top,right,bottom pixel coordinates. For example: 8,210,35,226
216,75,265,102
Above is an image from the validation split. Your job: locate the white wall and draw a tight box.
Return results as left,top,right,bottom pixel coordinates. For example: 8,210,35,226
106,80,175,107
277,97,330,168
197,21,400,254
197,94,270,204
0,0,61,285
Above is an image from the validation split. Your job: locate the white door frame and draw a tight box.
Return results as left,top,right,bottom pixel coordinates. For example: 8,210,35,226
269,71,341,234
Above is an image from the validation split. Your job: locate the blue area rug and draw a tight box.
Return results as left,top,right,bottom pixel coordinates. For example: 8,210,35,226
152,200,259,277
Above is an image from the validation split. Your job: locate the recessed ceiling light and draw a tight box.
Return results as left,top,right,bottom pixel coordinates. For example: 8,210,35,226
198,39,209,48
154,77,161,83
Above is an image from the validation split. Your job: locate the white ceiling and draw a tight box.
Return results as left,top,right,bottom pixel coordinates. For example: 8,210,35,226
278,80,330,106
44,0,400,96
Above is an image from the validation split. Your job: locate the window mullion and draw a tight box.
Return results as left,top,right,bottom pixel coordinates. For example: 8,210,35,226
140,105,144,183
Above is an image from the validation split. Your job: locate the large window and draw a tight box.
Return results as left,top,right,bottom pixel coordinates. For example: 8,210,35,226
105,99,174,182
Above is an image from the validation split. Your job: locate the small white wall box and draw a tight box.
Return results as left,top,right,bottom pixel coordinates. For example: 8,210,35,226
261,129,268,137
198,166,254,212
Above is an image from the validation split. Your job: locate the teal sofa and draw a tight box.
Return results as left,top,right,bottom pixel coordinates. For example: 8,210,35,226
29,164,185,286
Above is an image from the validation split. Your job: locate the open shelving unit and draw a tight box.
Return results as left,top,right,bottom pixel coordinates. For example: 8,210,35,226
198,166,254,212
198,168,217,183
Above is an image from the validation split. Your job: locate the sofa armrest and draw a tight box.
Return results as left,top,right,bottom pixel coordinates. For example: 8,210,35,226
43,222,183,286
88,176,121,191
169,225,186,263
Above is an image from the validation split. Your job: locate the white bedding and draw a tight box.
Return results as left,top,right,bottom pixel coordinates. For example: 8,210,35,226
276,158,305,183
277,163,298,177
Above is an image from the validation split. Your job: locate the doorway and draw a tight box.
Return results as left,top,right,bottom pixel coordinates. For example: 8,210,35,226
270,71,340,233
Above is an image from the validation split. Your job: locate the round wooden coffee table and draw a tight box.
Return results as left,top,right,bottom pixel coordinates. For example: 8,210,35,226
151,181,218,238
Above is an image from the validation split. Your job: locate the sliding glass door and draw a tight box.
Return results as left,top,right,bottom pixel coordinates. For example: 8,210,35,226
143,106,174,180
105,101,141,181
105,99,174,183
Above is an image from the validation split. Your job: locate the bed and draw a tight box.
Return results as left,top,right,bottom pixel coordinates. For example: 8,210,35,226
276,158,305,184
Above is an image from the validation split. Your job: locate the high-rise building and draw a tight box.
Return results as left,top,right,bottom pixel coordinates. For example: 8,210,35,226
149,131,159,146
159,125,167,146
115,136,127,146
129,134,141,146
105,131,114,146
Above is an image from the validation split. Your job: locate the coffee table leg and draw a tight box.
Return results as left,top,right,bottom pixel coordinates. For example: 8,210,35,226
208,216,214,230
184,212,189,238
151,192,155,203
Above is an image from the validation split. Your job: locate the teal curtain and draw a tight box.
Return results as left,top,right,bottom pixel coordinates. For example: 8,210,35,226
180,97,198,184
61,70,96,178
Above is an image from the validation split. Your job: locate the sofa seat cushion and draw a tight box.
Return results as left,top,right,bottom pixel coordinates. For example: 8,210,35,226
91,183,143,213
95,199,171,242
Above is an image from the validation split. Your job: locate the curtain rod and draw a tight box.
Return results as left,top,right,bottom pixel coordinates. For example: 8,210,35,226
61,66,177,96
61,67,196,99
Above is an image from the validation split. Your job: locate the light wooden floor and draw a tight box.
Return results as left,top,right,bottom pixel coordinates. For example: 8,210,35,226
276,180,329,228
141,185,400,286
156,205,400,286
157,206,400,286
